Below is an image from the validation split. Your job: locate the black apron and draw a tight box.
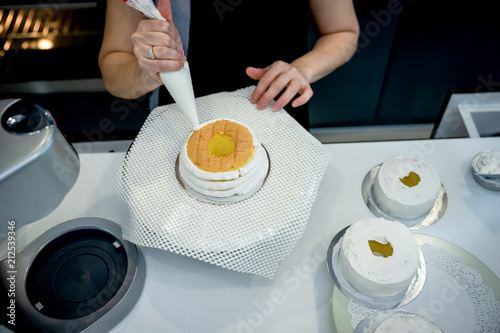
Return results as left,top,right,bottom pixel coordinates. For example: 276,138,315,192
159,0,310,128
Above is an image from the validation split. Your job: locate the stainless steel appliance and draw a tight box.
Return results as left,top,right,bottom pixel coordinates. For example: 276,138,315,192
0,99,145,332
0,98,80,225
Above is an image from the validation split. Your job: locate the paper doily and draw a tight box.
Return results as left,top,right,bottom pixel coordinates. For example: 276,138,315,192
114,87,332,278
347,242,500,332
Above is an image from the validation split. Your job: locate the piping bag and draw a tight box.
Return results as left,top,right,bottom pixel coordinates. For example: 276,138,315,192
123,0,199,128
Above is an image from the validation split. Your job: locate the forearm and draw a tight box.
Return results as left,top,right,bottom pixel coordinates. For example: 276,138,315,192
246,22,358,111
99,51,159,99
98,0,184,100
292,30,359,84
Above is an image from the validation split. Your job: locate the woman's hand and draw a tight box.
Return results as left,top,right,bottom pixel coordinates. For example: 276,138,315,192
130,18,186,89
246,61,313,111
99,0,187,98
245,0,360,112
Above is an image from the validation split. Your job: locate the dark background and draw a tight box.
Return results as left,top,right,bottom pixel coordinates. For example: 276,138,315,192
309,0,500,127
1,0,499,141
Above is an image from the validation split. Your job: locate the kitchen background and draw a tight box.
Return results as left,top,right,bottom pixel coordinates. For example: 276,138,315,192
1,0,499,143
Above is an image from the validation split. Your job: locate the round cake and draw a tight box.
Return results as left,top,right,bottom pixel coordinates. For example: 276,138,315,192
178,119,269,198
373,155,441,220
339,218,420,298
373,312,442,333
472,150,500,175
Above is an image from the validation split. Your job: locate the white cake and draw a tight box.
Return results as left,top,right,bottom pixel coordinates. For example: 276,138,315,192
179,119,269,198
472,150,500,174
373,155,441,220
339,218,420,298
374,312,442,333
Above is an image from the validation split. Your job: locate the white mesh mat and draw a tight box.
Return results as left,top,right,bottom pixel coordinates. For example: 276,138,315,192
114,86,332,278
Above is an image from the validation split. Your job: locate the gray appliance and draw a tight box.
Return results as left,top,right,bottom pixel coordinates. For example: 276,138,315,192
0,99,145,332
0,98,80,225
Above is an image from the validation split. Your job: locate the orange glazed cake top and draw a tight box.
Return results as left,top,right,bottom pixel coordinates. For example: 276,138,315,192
186,119,255,173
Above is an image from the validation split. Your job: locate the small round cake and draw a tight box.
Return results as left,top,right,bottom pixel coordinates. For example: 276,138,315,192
471,150,500,191
472,150,500,175
373,312,442,333
339,218,420,298
179,119,268,198
373,155,441,220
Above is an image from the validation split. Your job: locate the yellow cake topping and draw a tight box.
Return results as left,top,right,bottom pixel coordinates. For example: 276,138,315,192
208,134,235,157
399,171,420,187
368,240,394,258
186,119,255,173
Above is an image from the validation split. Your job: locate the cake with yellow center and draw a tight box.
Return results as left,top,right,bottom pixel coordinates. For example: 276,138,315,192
179,119,269,198
373,155,441,220
339,218,420,298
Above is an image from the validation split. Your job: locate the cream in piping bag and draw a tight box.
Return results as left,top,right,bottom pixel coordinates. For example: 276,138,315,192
121,0,199,128
160,62,199,128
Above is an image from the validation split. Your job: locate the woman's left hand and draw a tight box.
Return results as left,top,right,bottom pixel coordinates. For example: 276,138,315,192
246,61,313,111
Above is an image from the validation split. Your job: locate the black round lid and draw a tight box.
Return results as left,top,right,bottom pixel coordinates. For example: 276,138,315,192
1,99,53,135
26,228,128,319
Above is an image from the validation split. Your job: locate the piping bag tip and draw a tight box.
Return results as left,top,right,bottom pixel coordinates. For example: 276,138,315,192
159,61,200,129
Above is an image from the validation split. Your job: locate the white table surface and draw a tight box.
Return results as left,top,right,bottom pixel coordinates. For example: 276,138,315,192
10,137,500,333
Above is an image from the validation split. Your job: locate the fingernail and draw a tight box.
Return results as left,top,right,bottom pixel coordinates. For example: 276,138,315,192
250,95,257,104
257,101,265,109
272,102,281,111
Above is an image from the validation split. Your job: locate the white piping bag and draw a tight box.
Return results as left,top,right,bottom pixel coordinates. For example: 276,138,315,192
159,64,199,128
124,0,199,128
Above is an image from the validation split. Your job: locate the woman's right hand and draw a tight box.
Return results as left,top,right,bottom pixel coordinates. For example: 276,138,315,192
99,0,187,98
130,18,186,89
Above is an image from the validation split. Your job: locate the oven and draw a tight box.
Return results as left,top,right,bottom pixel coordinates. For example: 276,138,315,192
0,0,148,143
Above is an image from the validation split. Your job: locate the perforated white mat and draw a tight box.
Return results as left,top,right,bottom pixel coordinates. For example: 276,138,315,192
114,87,332,278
